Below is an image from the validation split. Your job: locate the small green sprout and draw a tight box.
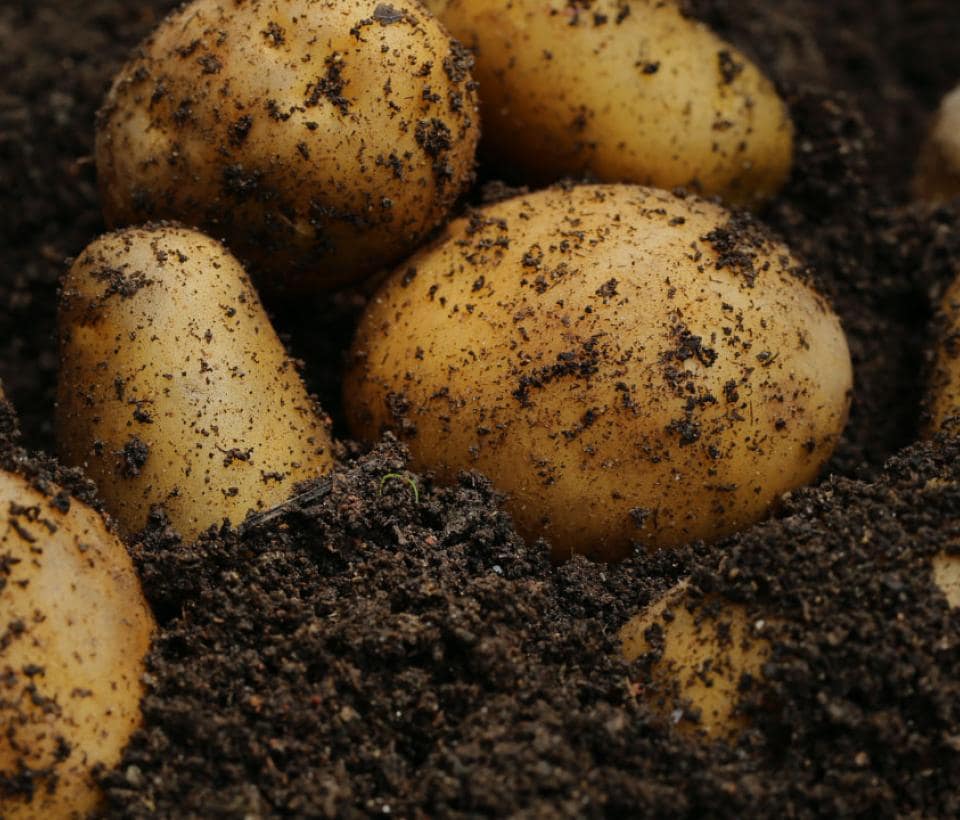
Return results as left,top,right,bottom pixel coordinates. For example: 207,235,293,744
379,472,420,504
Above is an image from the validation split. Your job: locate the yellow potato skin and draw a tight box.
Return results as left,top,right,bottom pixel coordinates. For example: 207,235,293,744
57,225,334,540
927,272,960,433
620,581,770,739
96,0,479,291
425,0,792,206
0,470,154,819
914,84,960,203
345,185,852,562
933,552,960,608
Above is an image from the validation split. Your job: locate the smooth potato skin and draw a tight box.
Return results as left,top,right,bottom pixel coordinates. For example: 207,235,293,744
96,0,479,291
57,225,334,540
425,0,792,206
620,581,770,738
0,470,154,819
914,84,960,203
345,185,852,562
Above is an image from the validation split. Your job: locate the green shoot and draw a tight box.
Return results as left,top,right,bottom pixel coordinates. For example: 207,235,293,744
379,472,420,504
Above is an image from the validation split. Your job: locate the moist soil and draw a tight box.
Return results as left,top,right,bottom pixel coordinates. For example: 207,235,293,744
3,0,960,817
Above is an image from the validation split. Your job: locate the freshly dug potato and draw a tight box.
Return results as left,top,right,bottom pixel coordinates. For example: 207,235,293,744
620,580,771,738
345,185,852,562
914,83,960,203
927,272,960,432
0,469,154,819
96,0,479,291
57,225,334,540
933,553,960,608
423,0,792,206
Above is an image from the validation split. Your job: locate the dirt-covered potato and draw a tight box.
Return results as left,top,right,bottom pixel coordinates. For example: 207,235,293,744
57,225,334,540
423,0,792,206
927,272,960,432
96,0,479,291
914,84,960,203
345,185,852,562
620,580,771,738
934,553,960,608
0,469,154,819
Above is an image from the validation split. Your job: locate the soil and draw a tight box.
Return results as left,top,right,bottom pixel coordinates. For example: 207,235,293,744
2,0,960,817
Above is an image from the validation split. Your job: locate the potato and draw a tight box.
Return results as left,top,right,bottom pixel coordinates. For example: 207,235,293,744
345,185,852,562
914,83,960,203
96,0,479,291
423,0,792,206
620,580,771,738
0,469,154,819
933,553,960,608
57,225,334,540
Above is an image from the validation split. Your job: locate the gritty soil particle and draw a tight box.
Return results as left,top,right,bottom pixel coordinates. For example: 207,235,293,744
3,0,960,818
117,436,150,479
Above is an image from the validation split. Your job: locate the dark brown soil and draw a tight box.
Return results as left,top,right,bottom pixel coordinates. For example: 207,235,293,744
2,0,960,817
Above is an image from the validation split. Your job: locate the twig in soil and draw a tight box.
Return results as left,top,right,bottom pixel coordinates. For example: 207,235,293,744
238,477,333,536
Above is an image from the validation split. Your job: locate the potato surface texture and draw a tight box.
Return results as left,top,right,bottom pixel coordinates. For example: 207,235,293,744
0,470,154,819
425,0,792,206
914,84,960,203
934,553,960,608
57,225,333,540
620,581,770,738
345,185,852,562
96,0,479,291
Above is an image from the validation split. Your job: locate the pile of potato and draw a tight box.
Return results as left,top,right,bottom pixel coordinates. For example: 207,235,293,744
5,0,960,813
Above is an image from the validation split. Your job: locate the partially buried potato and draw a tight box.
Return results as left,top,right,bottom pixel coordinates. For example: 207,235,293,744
345,185,853,562
913,83,960,204
96,0,479,291
620,580,772,738
423,0,792,206
933,552,960,608
926,270,960,433
57,225,334,541
0,469,154,819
